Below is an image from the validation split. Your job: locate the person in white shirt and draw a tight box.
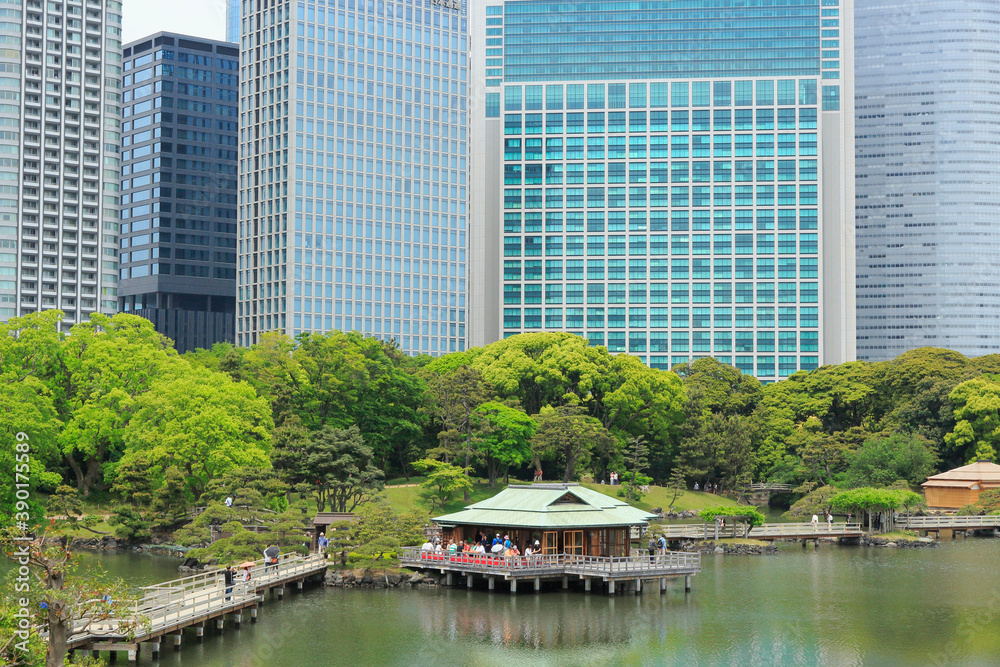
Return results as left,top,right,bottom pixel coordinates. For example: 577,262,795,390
421,540,433,551
827,513,834,529
811,514,819,529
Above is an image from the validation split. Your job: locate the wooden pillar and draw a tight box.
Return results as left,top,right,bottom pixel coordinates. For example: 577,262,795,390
277,587,284,599
467,574,474,588
446,572,453,587
296,580,304,591
510,578,518,595
608,580,616,595
171,633,183,650
216,617,225,631
584,577,591,593
534,577,541,592
562,575,568,589
109,650,117,663
660,577,666,594
127,646,138,663
194,623,205,641
233,612,242,628
684,575,692,592
250,607,258,623
635,578,642,595
488,576,495,591
148,641,160,657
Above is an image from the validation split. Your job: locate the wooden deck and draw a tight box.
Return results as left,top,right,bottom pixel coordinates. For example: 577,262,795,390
399,547,700,594
63,553,328,660
657,522,864,541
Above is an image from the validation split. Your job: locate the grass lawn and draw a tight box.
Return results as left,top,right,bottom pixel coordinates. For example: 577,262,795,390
578,482,740,513
382,478,508,516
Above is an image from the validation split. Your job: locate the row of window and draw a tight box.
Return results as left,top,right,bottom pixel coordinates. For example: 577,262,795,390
502,209,816,232
501,305,818,327
119,263,235,279
502,282,819,305
503,233,818,256
504,257,818,280
503,186,818,209
503,108,817,133
504,161,817,186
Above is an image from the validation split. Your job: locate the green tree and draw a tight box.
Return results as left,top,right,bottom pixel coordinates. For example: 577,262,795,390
472,401,536,488
423,364,489,499
829,487,923,532
348,497,427,560
531,405,617,483
846,433,938,487
119,364,273,500
305,425,385,513
944,377,1000,464
413,459,474,512
622,436,650,502
666,465,689,512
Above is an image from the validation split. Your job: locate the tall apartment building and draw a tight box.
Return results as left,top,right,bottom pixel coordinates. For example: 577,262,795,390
855,0,1000,360
0,0,123,327
237,0,468,356
117,33,238,353
469,0,856,380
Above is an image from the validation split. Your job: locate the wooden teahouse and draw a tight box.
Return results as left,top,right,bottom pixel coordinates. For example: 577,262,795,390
922,461,1000,509
432,483,656,556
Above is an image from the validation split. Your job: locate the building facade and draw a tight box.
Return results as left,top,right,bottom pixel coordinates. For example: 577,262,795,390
237,0,468,356
1,0,124,328
117,33,238,353
226,0,240,44
469,0,855,380
855,0,1000,361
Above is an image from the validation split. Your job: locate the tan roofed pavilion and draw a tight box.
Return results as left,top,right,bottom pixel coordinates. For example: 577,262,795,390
922,461,1000,508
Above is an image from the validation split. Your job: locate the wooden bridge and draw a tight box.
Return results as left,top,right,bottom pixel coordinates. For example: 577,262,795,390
657,522,863,541
64,553,328,662
399,547,701,595
896,514,1000,536
740,483,794,492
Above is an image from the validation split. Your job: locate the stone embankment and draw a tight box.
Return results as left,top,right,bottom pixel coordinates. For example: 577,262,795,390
55,536,190,559
324,568,435,589
859,535,938,548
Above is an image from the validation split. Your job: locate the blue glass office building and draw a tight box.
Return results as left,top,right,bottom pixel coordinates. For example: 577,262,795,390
238,0,468,354
119,33,239,353
469,0,856,380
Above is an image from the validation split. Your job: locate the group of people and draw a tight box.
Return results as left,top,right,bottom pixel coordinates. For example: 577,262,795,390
646,534,668,562
693,482,722,494
811,513,836,529
420,532,543,558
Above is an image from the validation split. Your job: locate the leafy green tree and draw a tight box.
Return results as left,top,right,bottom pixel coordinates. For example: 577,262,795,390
846,433,938,487
621,436,650,502
348,497,427,560
413,458,474,512
423,365,489,499
666,465,689,511
782,483,842,520
830,487,924,532
472,401,536,488
58,313,178,495
119,364,273,500
1,528,146,667
305,425,385,513
944,377,1000,464
531,405,617,483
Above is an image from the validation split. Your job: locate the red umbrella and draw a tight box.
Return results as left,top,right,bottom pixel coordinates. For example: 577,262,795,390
238,561,255,569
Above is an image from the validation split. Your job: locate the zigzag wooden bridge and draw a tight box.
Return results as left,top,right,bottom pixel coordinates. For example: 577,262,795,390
63,553,328,663
657,522,864,542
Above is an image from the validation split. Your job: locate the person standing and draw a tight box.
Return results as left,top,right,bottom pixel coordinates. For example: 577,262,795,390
647,535,657,563
223,565,234,602
811,514,819,530
657,534,667,563
318,533,328,556
225,496,233,508
827,513,834,530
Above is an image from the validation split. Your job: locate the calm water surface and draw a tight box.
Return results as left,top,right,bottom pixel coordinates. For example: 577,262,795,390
63,540,1000,665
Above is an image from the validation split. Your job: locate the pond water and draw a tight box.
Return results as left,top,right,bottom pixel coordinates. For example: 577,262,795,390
55,537,1000,666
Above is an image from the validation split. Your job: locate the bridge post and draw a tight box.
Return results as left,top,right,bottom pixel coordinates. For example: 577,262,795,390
297,580,304,591
171,633,182,650
660,577,666,594
194,623,205,641
488,575,495,591
233,612,242,628
467,574,474,588
534,577,541,592
510,578,517,595
635,578,642,595
445,572,453,587
148,641,160,657
584,577,591,593
277,587,284,599
562,575,568,589
684,575,691,592
608,580,615,595
76,649,90,660
216,617,225,631
128,646,138,662
108,650,117,663
250,607,258,623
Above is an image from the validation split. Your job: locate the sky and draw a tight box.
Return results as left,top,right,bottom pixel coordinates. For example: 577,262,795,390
122,0,227,44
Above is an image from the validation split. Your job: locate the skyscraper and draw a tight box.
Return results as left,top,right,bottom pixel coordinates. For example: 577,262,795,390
855,0,1000,360
226,0,240,44
118,33,239,353
1,0,124,328
469,0,855,380
237,0,468,356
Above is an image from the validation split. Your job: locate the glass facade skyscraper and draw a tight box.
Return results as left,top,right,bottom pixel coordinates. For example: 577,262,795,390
238,0,468,355
226,0,240,44
469,0,855,380
1,0,123,328
855,0,1000,360
118,33,238,353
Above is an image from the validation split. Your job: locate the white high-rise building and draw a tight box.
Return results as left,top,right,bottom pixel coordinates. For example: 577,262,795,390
855,0,1000,360
0,0,123,327
237,0,468,354
469,0,855,380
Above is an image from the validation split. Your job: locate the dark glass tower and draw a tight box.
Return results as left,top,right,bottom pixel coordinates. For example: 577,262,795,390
118,32,239,352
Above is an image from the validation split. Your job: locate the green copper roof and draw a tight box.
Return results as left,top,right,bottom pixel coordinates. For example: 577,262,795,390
432,483,655,529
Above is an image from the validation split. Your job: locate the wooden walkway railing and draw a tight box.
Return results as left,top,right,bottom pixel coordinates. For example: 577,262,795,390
656,522,863,540
897,515,1000,530
741,483,794,492
63,553,328,649
399,547,700,580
